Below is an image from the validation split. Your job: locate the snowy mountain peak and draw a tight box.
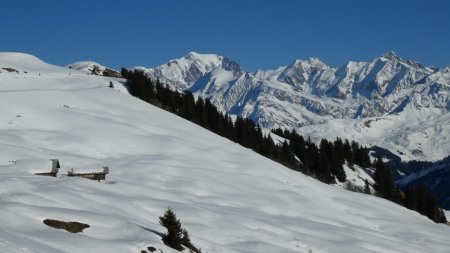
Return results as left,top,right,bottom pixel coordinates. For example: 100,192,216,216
186,51,204,57
274,57,330,88
133,52,242,90
183,51,243,73
381,51,400,60
186,51,218,59
378,51,427,70
290,57,328,70
182,51,222,65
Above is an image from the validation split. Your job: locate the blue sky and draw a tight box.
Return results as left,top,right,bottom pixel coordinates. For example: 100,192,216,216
1,0,449,71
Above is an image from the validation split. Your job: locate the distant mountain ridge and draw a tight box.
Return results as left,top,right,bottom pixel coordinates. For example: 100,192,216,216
133,51,450,162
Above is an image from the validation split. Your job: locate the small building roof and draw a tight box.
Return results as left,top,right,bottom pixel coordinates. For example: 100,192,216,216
67,166,109,174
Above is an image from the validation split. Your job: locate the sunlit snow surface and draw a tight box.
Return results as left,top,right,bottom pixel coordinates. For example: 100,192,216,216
0,53,449,253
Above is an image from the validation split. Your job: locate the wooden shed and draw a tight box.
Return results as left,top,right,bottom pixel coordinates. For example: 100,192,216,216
67,167,109,181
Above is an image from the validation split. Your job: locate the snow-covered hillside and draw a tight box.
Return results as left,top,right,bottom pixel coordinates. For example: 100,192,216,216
68,61,121,77
136,52,450,161
1,52,449,253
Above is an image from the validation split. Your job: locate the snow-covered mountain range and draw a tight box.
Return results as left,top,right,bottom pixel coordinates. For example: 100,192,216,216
1,52,450,253
135,52,450,161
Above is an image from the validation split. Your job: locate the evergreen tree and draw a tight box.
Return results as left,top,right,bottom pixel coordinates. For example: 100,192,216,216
343,139,353,164
318,139,335,183
360,146,371,167
403,186,417,210
181,92,196,120
271,127,285,137
333,137,345,163
280,140,295,165
159,208,183,251
181,229,191,247
373,157,394,198
351,141,361,165
181,229,202,253
364,179,371,194
195,97,208,127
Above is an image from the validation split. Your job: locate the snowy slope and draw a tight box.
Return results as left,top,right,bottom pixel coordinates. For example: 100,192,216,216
136,52,450,161
0,53,450,253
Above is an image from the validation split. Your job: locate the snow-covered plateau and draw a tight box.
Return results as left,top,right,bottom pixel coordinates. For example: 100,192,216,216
137,52,450,162
0,52,449,253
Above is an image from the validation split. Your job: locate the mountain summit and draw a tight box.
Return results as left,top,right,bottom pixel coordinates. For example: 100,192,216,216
140,52,242,90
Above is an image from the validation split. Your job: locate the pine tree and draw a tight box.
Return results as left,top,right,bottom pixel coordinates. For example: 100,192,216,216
373,158,394,198
364,179,371,194
159,208,183,251
181,92,196,120
181,229,191,247
280,140,295,165
343,139,353,164
403,186,417,210
195,97,208,127
318,139,335,183
181,229,202,253
351,141,361,165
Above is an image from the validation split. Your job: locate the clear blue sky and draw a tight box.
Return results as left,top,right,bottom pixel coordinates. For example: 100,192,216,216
1,0,449,71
